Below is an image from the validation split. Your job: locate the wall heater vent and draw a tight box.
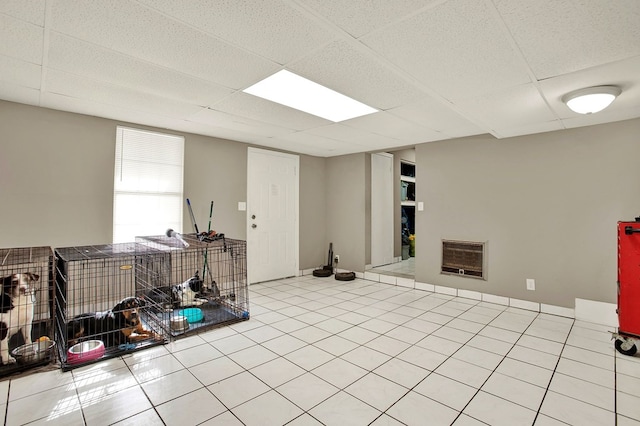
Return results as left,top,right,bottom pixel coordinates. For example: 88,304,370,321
441,240,486,280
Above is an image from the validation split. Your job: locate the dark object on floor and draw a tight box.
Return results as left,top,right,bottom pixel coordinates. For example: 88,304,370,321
313,267,332,277
313,243,334,277
335,272,356,281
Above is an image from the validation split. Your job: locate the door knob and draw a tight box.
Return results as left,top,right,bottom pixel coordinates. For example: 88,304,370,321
252,224,257,228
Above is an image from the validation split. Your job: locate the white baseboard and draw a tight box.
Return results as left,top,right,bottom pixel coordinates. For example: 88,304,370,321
457,289,482,301
509,298,540,312
397,277,415,288
363,271,380,282
415,281,435,292
540,304,574,318
362,274,617,325
434,285,457,296
482,293,509,306
575,298,618,327
379,274,397,285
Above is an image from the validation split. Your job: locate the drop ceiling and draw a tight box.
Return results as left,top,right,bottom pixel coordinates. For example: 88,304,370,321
1,0,639,157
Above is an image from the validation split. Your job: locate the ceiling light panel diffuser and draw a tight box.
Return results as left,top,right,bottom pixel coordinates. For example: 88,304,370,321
243,70,378,122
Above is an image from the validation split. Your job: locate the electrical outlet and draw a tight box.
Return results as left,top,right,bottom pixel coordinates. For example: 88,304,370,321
334,254,340,263
526,279,535,291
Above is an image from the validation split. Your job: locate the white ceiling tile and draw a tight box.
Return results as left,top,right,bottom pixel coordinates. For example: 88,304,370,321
278,131,367,155
0,14,43,64
41,93,274,149
492,120,564,139
453,83,557,131
248,137,313,155
0,55,41,89
539,55,640,120
0,0,46,26
1,0,639,157
560,105,640,130
211,91,329,131
387,96,485,138
494,0,640,79
49,0,279,89
0,81,40,106
189,107,296,139
178,121,263,145
171,119,269,145
362,0,531,101
41,92,197,131
343,111,443,143
297,0,440,38
305,123,399,147
46,33,233,107
136,0,335,64
289,39,424,110
44,69,203,119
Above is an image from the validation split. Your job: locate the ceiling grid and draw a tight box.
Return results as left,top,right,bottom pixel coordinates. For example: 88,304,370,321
0,0,637,156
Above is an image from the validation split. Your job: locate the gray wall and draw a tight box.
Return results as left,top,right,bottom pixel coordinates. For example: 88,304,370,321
183,132,247,241
3,99,640,307
1,101,116,247
0,100,326,271
414,118,640,307
325,153,366,272
299,154,328,270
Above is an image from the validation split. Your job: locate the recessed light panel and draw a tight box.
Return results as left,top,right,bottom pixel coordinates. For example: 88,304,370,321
243,70,378,122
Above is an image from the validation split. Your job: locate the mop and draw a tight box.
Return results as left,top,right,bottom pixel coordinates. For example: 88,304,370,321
186,199,221,298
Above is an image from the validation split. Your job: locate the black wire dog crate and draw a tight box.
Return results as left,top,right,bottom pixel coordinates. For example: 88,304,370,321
0,246,56,376
135,234,249,338
54,243,170,370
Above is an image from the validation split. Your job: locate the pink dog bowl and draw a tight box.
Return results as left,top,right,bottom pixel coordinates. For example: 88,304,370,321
67,340,105,364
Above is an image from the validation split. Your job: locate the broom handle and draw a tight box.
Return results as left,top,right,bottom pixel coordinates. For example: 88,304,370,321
186,198,199,234
207,201,214,232
202,201,214,282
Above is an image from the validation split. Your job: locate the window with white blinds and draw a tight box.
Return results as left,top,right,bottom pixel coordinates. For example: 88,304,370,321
113,126,184,243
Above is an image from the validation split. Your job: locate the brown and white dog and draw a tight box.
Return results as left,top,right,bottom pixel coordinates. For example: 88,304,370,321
66,297,160,348
0,273,38,365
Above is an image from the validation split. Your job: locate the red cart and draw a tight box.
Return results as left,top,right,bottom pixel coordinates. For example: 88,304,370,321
614,218,640,355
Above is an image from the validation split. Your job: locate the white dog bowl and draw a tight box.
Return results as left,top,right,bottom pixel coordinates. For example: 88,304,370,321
67,340,105,364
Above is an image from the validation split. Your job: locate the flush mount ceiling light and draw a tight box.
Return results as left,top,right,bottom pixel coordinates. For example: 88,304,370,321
243,69,378,122
562,85,621,114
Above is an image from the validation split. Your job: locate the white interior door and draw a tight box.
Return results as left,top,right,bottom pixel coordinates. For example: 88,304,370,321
371,152,394,267
247,148,299,284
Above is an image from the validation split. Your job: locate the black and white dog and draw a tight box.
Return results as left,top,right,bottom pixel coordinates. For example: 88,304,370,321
147,271,209,309
0,273,38,364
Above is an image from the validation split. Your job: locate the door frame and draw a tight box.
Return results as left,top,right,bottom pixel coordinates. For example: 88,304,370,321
246,147,299,284
370,152,394,267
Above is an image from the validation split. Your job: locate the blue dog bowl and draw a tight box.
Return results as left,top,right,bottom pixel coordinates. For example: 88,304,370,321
179,308,203,323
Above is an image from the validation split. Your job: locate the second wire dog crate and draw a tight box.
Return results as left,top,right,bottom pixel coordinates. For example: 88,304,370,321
136,234,249,338
54,243,170,369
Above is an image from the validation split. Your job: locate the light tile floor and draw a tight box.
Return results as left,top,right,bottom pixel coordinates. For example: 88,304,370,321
2,275,640,425
369,257,415,278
